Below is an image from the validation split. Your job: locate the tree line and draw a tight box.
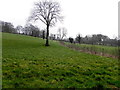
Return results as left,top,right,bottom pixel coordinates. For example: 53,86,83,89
1,21,46,39
0,20,67,40
1,20,119,47
68,34,119,47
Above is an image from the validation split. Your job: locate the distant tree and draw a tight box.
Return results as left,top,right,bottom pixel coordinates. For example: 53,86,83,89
75,34,82,44
30,25,40,37
2,21,16,33
50,34,56,40
69,37,74,43
16,25,23,34
24,24,40,37
39,30,46,39
82,35,91,44
42,30,45,39
57,27,67,40
29,0,63,46
96,34,102,45
24,24,31,35
57,28,61,40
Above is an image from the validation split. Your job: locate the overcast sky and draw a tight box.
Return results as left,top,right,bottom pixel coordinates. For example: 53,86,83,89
0,0,119,39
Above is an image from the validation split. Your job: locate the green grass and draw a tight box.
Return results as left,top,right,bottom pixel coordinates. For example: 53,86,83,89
2,33,119,88
65,42,119,57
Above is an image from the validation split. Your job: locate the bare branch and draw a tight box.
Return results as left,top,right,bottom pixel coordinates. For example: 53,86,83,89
29,0,63,26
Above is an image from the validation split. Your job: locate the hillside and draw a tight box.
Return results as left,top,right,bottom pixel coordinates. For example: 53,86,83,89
2,33,119,88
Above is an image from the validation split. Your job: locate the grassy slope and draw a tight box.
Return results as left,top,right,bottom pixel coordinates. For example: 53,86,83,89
2,33,119,88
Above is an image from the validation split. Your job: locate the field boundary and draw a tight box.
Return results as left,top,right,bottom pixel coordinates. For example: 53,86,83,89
60,41,118,59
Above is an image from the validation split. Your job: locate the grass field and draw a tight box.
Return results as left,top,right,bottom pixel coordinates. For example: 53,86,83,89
2,33,120,88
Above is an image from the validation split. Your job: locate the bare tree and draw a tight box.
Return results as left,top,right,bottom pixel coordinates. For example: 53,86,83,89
75,34,82,44
57,27,67,40
29,0,63,46
16,25,23,34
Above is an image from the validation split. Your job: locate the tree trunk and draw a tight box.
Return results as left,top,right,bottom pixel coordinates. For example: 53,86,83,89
43,31,45,39
45,24,49,46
